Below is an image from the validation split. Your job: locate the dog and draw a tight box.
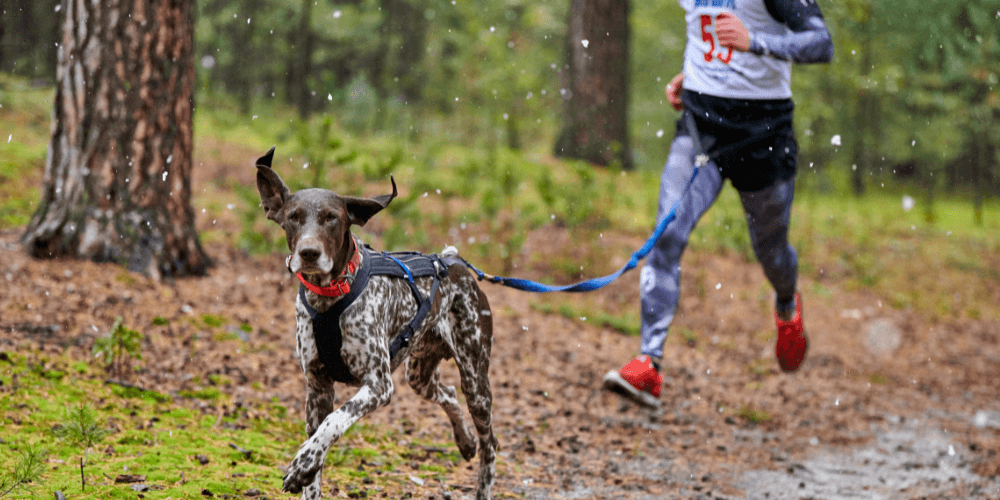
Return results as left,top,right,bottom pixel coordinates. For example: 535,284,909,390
254,147,498,500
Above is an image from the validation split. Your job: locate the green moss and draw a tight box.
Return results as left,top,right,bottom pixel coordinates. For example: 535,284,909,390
736,405,772,424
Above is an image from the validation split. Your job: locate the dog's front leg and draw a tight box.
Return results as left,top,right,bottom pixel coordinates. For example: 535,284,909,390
283,367,394,495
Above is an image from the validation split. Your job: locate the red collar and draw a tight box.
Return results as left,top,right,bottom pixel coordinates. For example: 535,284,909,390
295,239,361,298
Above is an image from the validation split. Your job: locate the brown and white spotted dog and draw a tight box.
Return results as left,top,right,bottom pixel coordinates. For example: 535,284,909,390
254,147,497,500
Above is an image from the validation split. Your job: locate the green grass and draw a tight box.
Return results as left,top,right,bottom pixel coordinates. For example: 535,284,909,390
529,302,640,337
0,351,459,499
0,74,51,229
736,404,772,424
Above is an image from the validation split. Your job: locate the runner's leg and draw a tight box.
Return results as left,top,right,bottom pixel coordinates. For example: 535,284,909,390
640,136,724,362
738,176,798,308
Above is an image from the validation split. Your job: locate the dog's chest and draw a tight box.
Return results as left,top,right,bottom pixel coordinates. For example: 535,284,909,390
297,276,437,384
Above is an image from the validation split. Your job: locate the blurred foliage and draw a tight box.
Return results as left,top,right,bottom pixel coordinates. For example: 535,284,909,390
1,0,998,209
192,0,997,212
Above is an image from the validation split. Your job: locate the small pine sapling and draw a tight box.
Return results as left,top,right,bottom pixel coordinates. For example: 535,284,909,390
92,317,143,380
53,403,111,491
0,443,47,498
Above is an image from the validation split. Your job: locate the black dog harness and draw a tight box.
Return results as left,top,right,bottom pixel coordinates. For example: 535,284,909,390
298,245,456,384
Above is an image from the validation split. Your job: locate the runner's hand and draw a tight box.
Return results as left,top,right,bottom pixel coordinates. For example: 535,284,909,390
716,12,750,52
665,73,684,111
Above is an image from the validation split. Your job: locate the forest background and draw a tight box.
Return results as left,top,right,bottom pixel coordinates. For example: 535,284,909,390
2,0,998,215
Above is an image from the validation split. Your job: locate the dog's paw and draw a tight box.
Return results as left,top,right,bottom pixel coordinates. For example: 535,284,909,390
281,447,325,493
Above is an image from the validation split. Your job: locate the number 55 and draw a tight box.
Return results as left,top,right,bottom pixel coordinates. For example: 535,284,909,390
701,14,733,64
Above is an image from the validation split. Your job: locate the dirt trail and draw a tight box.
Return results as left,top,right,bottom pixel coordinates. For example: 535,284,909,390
2,226,999,499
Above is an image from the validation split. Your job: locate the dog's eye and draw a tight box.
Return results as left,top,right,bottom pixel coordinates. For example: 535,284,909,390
324,215,337,224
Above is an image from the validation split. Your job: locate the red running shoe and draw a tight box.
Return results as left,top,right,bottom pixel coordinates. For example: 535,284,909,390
775,294,808,372
602,355,663,409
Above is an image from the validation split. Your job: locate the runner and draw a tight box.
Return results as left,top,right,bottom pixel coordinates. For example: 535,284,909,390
603,0,834,409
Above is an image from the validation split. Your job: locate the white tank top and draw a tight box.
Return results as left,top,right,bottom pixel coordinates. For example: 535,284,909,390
679,0,792,100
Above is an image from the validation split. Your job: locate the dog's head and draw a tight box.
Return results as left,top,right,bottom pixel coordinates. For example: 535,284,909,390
254,146,397,277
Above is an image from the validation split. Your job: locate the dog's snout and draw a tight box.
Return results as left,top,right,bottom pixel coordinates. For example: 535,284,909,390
298,246,322,263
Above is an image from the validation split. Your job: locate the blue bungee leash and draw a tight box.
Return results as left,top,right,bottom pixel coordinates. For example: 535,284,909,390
458,111,709,293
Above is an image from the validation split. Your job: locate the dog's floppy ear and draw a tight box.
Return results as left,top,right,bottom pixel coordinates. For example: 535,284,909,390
255,146,290,223
343,176,397,227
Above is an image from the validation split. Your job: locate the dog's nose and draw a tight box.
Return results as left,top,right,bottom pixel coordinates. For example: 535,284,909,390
298,247,321,263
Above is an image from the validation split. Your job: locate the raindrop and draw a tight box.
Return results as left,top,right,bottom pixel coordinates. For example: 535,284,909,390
715,283,721,290
162,172,168,181
948,445,955,456
830,135,842,146
902,195,914,211
656,129,664,138
809,437,819,446
6,134,10,143
302,163,309,169
328,94,332,101
581,39,589,48
333,10,341,19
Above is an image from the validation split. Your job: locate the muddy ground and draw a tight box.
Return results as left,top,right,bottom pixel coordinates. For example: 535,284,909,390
2,186,1000,499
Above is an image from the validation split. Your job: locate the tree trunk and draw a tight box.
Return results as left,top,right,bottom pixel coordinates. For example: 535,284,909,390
0,1,5,69
851,3,874,197
377,0,427,103
294,0,314,119
21,0,209,279
554,0,632,170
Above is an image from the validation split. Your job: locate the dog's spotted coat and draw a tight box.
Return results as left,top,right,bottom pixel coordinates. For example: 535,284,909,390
254,147,496,500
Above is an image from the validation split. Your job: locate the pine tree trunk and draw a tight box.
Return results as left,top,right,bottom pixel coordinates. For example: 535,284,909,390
294,0,314,119
554,0,632,170
21,0,209,279
851,3,874,197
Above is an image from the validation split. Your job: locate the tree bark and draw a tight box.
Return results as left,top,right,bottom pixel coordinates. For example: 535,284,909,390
21,0,209,279
554,0,632,170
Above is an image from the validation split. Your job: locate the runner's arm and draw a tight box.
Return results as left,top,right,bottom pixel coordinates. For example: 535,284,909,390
749,0,833,64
